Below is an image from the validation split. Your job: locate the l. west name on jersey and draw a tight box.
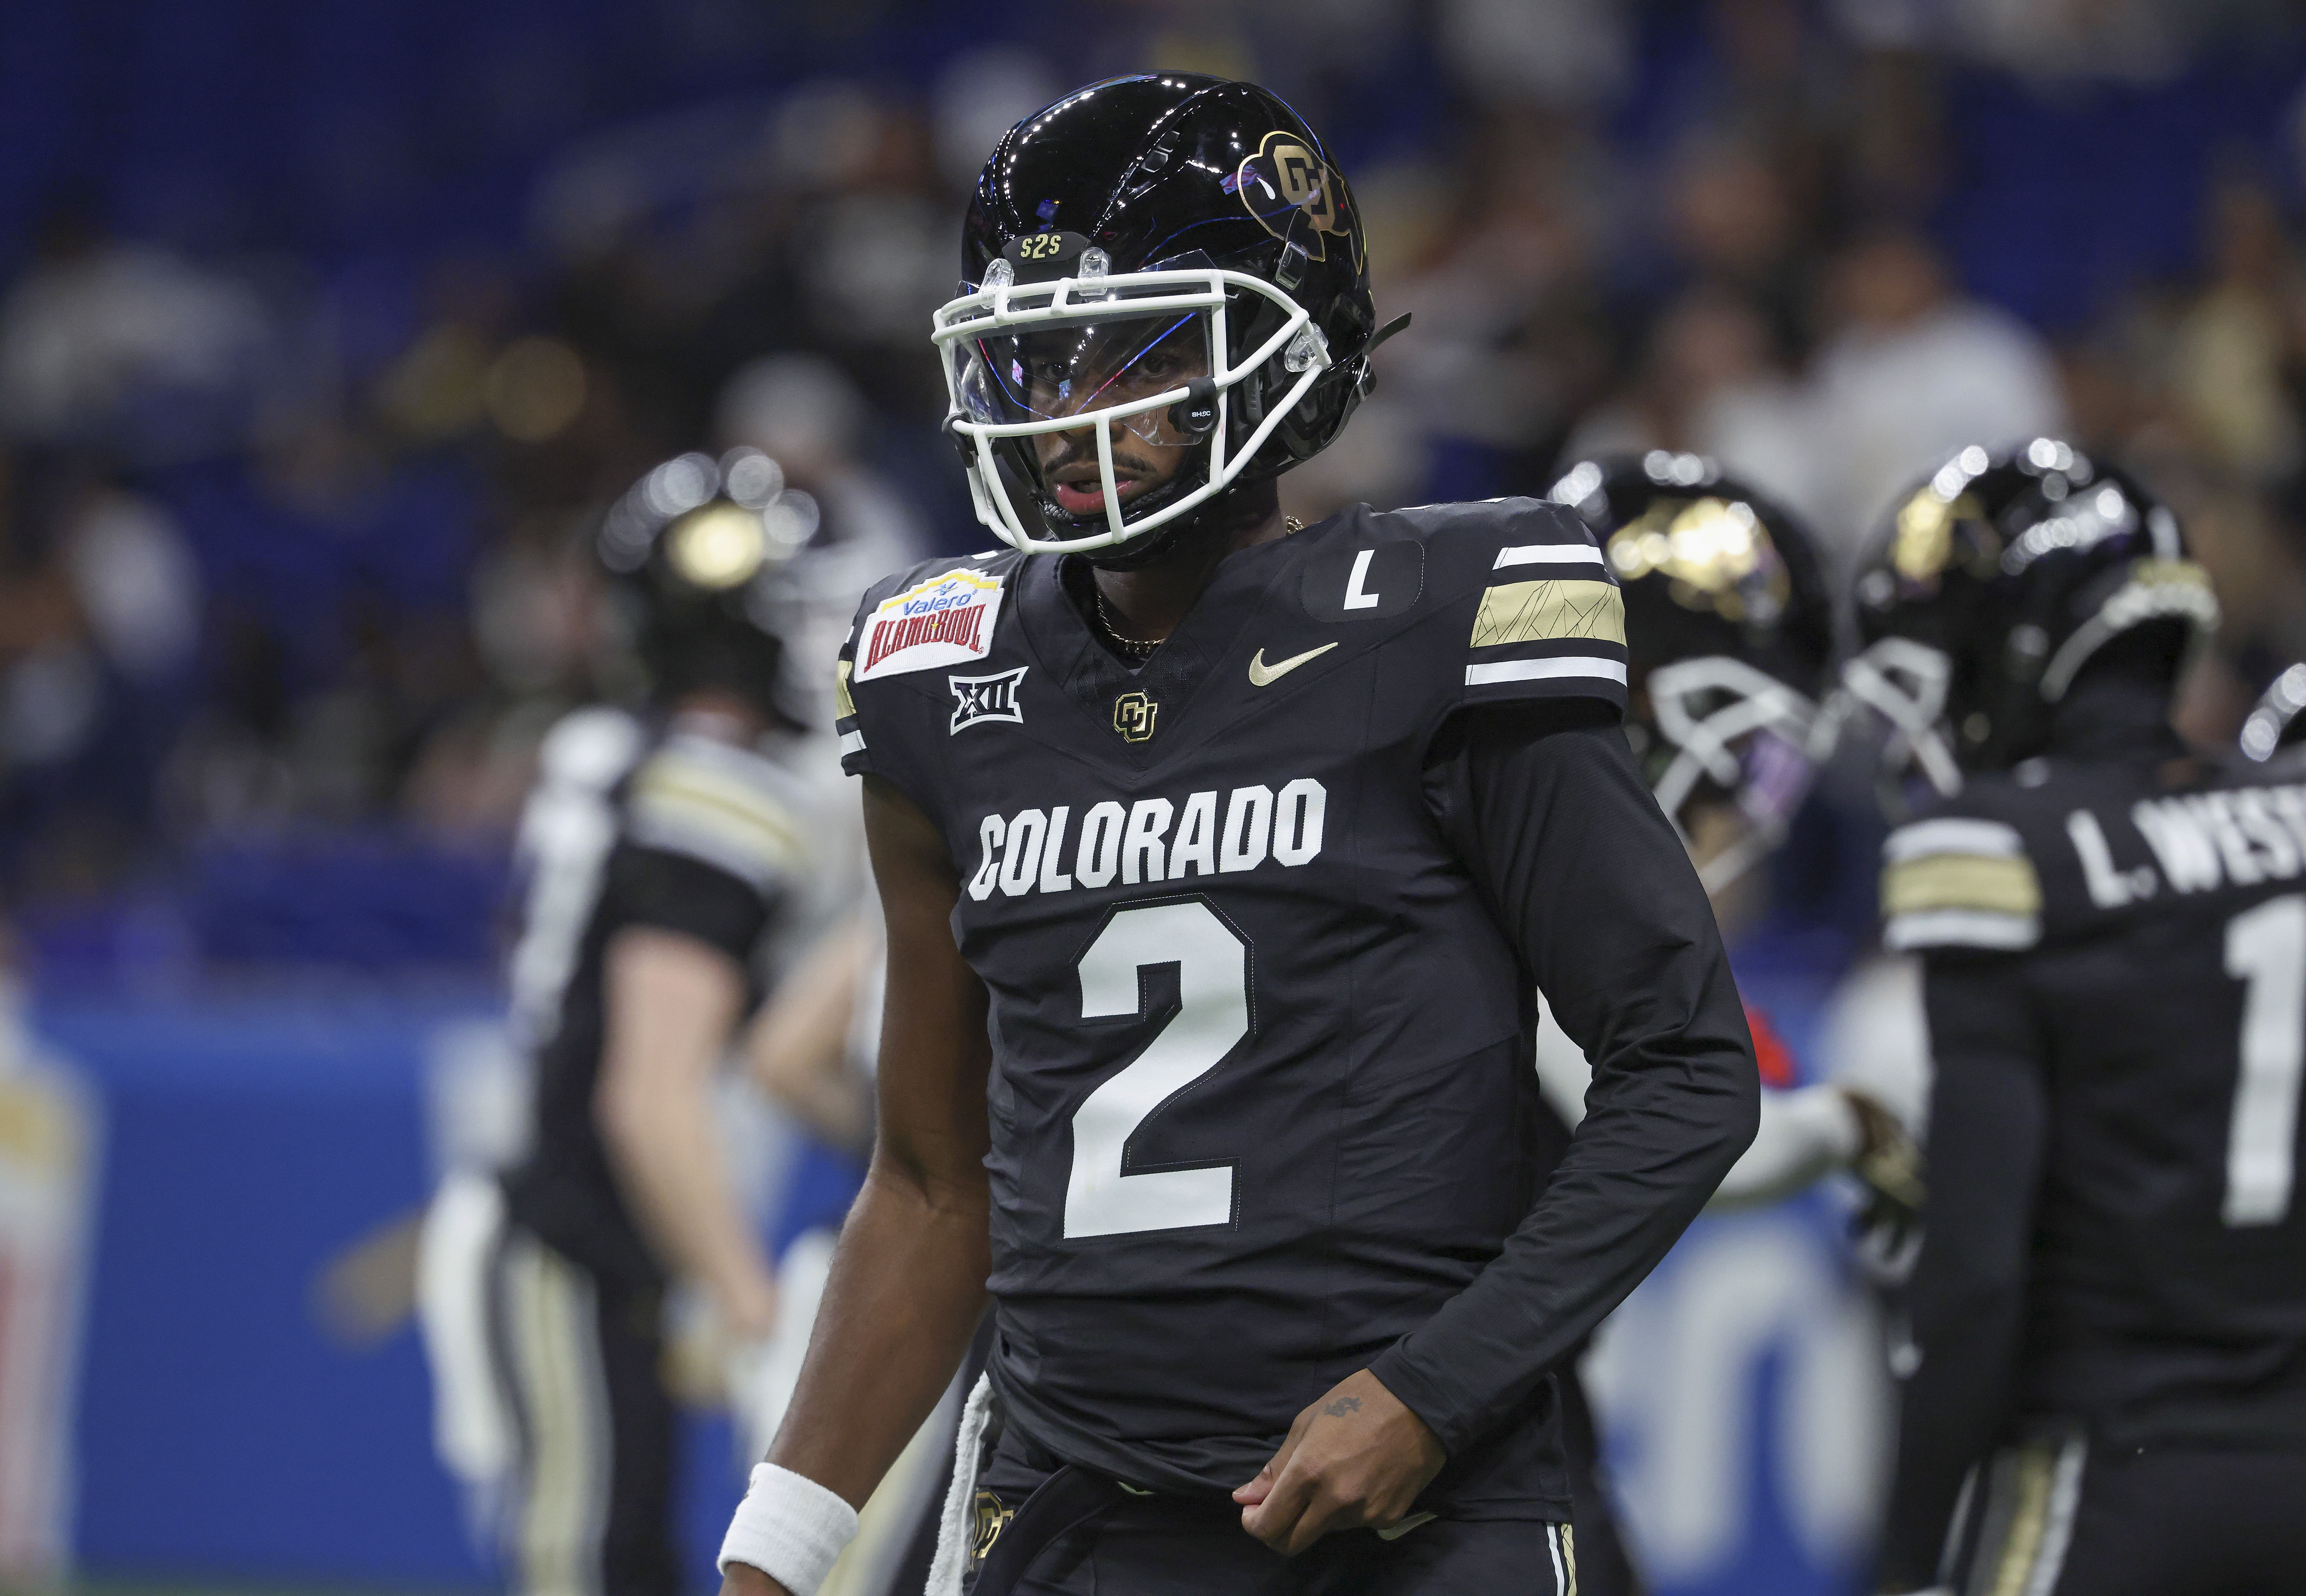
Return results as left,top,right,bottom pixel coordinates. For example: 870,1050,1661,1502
1884,751,2306,1437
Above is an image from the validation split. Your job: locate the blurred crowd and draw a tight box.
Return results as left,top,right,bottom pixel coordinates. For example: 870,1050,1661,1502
1,0,2304,979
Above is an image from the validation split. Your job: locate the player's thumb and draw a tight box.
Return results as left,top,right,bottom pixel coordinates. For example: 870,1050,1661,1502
1232,1460,1276,1505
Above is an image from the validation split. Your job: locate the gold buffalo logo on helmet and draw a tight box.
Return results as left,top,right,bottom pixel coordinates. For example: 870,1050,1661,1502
1608,497,1789,625
1235,130,1353,262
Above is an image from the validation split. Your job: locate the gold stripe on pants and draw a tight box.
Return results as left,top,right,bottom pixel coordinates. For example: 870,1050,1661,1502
499,1233,612,1596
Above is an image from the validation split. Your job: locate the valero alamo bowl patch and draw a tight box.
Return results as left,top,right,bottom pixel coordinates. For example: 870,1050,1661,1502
856,568,1006,682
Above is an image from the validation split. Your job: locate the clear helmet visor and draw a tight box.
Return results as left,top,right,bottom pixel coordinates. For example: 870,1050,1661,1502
949,307,1214,450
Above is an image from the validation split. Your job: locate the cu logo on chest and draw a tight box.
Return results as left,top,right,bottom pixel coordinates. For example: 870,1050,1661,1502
1113,691,1159,743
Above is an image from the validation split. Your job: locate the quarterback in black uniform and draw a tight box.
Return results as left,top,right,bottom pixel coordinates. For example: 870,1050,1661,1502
1856,442,2306,1594
715,76,1758,1596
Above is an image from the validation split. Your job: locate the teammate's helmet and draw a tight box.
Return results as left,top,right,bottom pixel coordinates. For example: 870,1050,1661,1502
1551,452,1835,891
596,447,807,724
2242,663,2306,762
934,74,1383,560
1845,439,2218,795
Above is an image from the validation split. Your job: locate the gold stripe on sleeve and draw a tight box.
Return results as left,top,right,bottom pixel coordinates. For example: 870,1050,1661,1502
1881,852,2043,918
1470,580,1626,649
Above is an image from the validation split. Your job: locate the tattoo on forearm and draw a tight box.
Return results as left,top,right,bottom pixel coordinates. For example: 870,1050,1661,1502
1323,1396,1363,1417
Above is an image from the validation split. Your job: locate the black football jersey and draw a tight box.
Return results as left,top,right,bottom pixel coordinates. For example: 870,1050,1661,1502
836,499,1633,1510
499,707,812,1293
1884,749,2306,1435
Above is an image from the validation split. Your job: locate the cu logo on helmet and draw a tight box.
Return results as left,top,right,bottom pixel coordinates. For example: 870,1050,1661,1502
1237,131,1347,259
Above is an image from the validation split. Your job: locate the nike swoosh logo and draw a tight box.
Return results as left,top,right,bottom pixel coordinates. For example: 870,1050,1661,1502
1248,643,1337,686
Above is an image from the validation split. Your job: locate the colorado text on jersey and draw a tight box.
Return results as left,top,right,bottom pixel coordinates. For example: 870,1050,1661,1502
966,782,1327,900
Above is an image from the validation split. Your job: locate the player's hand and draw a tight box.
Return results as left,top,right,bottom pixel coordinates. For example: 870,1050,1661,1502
717,1561,791,1596
1841,1087,1925,1214
1840,1086,1926,1283
719,1271,782,1345
1232,1368,1446,1555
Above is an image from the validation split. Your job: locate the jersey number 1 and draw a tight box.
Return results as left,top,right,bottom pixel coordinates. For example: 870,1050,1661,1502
2223,894,2306,1227
1065,900,1249,1239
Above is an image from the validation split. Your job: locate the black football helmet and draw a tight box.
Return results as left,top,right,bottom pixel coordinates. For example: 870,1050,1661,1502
934,74,1391,561
1845,439,2218,796
1551,452,1836,891
596,447,809,724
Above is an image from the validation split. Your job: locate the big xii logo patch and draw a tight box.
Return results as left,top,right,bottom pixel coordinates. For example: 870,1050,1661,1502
949,666,1027,734
855,568,1004,682
1113,690,1159,743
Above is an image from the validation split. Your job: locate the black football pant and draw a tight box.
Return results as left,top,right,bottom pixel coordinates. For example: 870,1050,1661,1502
966,1424,1575,1596
487,1222,680,1596
1952,1433,2306,1595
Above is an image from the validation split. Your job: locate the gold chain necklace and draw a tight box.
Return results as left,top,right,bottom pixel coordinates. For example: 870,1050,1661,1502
1092,586,1162,659
1090,518,1302,658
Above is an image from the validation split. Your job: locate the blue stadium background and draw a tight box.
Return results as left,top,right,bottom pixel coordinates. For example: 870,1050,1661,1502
4,2,2305,1591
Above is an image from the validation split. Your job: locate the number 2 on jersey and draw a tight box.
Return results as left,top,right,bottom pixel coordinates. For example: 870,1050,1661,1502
2223,893,2306,1226
1065,899,1250,1239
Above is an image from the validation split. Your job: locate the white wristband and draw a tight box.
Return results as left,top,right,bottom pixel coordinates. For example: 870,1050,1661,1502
717,1463,860,1596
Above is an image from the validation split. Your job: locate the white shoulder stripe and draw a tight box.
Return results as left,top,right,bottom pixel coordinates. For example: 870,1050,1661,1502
1465,656,1629,688
1884,816,2026,864
1884,907,2041,952
1495,544,1606,571
627,744,806,889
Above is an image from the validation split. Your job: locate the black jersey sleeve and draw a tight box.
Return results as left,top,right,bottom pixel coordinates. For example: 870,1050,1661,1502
1877,951,2050,1591
834,555,1018,821
1365,701,1758,1455
1423,498,1628,719
1880,808,2045,956
834,585,893,784
603,842,777,961
611,732,808,959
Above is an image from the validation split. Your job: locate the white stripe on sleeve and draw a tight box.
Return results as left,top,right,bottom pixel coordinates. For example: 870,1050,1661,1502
1495,543,1607,570
1884,907,2041,952
1884,816,2025,863
1464,656,1629,688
